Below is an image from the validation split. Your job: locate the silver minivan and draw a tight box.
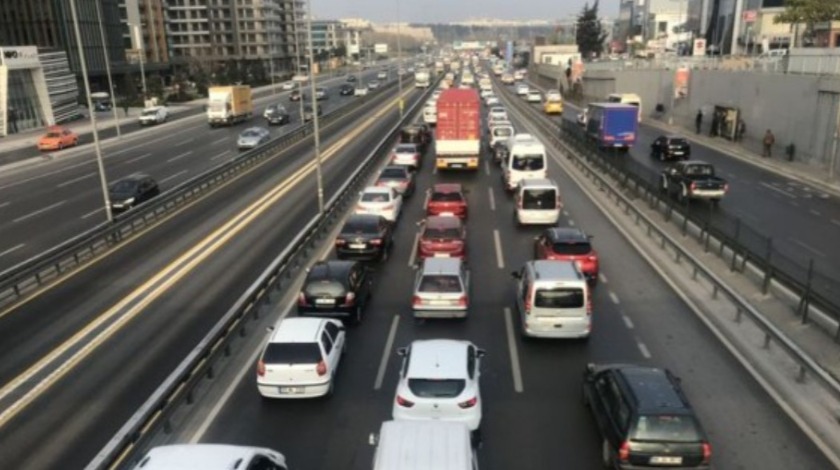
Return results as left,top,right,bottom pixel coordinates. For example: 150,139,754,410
514,178,562,225
511,260,592,339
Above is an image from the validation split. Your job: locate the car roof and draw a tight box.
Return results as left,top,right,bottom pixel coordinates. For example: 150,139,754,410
530,259,583,280
519,178,556,189
420,257,463,276
425,215,462,229
432,183,462,193
307,260,355,281
407,339,471,378
269,317,330,343
662,134,686,140
363,186,392,194
117,173,152,183
545,227,588,243
615,366,689,413
136,444,282,470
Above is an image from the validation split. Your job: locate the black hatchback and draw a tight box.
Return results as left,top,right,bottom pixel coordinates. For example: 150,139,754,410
335,214,393,261
583,363,712,469
651,135,691,161
399,125,429,153
108,174,160,214
297,260,373,324
339,84,355,96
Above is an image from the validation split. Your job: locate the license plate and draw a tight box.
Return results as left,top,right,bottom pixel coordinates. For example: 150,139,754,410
349,243,366,249
280,386,304,394
450,163,464,168
672,151,683,155
554,323,564,328
650,456,683,465
315,298,335,305
428,300,450,306
433,253,451,257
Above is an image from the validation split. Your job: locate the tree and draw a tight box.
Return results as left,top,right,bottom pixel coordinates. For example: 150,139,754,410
775,0,840,25
576,1,608,59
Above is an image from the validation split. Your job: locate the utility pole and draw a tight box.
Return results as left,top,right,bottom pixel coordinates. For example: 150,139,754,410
94,0,120,137
304,0,325,215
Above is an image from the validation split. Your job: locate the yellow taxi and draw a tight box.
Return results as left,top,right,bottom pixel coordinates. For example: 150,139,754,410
544,99,563,115
37,126,79,151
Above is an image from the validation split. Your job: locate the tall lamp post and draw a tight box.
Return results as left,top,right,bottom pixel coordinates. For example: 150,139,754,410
396,2,403,117
131,24,148,100
94,0,120,137
305,0,325,215
69,0,113,222
292,0,305,119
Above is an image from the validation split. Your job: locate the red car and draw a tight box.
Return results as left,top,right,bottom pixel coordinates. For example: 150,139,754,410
533,227,599,284
426,183,467,218
417,215,466,259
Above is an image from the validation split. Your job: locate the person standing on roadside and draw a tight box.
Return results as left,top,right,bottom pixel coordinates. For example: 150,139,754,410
763,129,775,157
695,109,703,134
8,107,19,134
736,118,746,142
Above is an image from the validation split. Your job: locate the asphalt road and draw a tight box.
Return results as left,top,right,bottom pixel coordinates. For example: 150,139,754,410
192,84,832,470
0,69,392,271
0,82,426,470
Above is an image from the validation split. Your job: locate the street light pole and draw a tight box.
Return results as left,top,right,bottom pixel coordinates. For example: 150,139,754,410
292,0,304,118
396,1,403,117
131,24,148,100
94,0,120,137
305,0,325,215
70,0,113,223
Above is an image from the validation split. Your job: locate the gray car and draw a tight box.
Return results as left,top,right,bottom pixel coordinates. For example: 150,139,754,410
411,258,470,319
237,127,271,150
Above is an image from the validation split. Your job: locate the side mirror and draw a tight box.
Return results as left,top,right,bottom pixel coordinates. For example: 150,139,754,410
396,347,408,356
266,326,275,332
477,349,487,358
369,432,378,446
511,271,521,280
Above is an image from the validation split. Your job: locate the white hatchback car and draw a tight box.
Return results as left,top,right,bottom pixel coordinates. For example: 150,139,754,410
134,444,288,470
256,317,346,399
281,81,296,90
485,96,500,107
488,106,507,121
526,90,542,103
516,83,530,96
356,186,403,222
392,339,485,436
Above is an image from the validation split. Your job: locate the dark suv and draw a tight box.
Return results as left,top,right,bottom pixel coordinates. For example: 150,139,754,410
297,260,372,324
399,125,430,153
650,135,691,161
583,363,712,469
335,214,393,261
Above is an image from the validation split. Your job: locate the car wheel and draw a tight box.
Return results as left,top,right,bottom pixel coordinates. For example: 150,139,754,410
602,439,614,468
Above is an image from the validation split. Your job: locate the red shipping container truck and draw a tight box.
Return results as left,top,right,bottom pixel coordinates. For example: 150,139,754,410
434,89,481,170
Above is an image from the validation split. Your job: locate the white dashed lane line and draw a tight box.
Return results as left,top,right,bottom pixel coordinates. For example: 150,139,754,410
167,151,193,163
159,170,189,185
598,272,608,284
609,291,620,305
212,137,228,145
407,232,420,267
210,150,232,161
0,244,25,258
374,315,400,390
57,172,96,188
125,153,152,164
832,219,840,227
809,209,821,217
81,207,104,219
493,229,505,269
637,341,652,359
13,200,66,223
622,315,635,329
177,138,195,147
503,307,524,393
488,187,496,211
789,238,826,257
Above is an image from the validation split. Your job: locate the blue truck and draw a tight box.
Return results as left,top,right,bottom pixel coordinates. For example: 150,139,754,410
584,103,639,151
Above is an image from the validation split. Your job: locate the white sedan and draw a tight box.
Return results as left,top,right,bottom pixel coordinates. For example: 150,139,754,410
392,339,485,435
281,81,296,90
526,90,542,103
355,186,403,222
516,83,530,96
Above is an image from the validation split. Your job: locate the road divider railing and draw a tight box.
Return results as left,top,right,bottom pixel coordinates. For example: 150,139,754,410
0,78,405,311
85,76,439,470
498,80,840,410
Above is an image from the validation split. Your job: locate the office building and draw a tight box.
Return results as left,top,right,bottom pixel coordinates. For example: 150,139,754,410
0,46,54,136
119,0,169,65
40,49,80,124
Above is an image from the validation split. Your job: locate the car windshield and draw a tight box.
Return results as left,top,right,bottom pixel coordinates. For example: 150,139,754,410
424,225,461,239
361,192,390,203
304,280,345,297
45,132,61,138
141,109,157,116
430,191,463,203
551,241,592,255
684,165,713,176
408,378,466,398
396,145,416,153
380,168,407,179
419,274,463,293
262,343,321,365
534,288,585,308
522,188,556,209
512,155,545,171
111,180,139,193
495,128,513,137
633,415,703,443
669,138,687,146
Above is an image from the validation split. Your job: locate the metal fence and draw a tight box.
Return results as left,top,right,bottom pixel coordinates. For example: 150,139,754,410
577,54,840,75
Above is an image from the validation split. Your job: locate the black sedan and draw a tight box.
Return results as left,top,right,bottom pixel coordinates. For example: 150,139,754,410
339,84,355,96
297,260,373,324
108,173,160,214
335,214,393,261
651,135,691,161
263,104,291,125
346,75,357,82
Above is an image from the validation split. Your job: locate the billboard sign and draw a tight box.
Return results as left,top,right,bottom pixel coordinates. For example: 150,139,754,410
674,65,690,99
692,38,707,57
374,43,388,54
0,46,40,68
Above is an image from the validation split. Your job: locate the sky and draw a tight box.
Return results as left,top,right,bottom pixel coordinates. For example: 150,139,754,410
312,0,618,24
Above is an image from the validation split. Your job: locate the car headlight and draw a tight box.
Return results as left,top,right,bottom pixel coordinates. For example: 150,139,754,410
117,197,135,206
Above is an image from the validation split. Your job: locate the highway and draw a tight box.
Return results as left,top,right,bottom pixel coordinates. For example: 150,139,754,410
0,79,425,470
184,80,833,469
0,68,396,271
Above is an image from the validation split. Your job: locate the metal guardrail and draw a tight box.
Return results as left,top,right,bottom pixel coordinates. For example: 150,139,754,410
86,75,437,470
577,54,840,75
0,79,404,311
498,80,840,405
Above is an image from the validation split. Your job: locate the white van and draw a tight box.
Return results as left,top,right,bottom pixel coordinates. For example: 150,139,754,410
490,124,514,148
511,260,592,339
514,178,562,225
607,93,642,121
372,420,478,470
503,135,547,191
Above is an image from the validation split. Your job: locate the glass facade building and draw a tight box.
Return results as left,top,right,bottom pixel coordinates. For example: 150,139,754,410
0,46,54,136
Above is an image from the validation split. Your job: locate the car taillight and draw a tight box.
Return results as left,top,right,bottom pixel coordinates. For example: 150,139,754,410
335,239,346,246
618,440,631,462
587,255,598,262
370,238,383,246
458,396,477,408
316,360,328,376
341,292,356,307
690,182,697,191
412,295,422,306
396,395,415,407
702,442,712,464
382,203,395,210
256,360,266,377
298,292,308,306
458,295,468,306
723,183,729,192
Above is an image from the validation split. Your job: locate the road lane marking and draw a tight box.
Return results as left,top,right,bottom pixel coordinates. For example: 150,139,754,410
81,207,104,219
759,182,796,198
809,209,821,217
622,315,634,329
177,138,195,146
484,159,491,175
212,137,228,145
0,244,24,258
488,187,495,211
0,202,8,209
56,172,97,188
493,229,505,269
125,153,152,164
374,315,400,390
13,200,67,223
407,232,420,267
599,273,608,284
0,87,414,427
108,140,157,156
789,238,825,257
789,201,800,207
167,151,193,163
422,189,430,210
637,341,651,359
210,150,231,161
503,307,524,393
0,160,95,190
159,170,189,185
568,219,576,226
609,292,620,304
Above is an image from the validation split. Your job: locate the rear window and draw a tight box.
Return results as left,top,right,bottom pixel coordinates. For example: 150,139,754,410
632,415,703,443
342,218,377,234
262,343,322,364
396,144,416,153
304,280,345,297
361,192,390,203
534,288,585,308
522,188,556,209
424,226,461,239
494,128,513,137
408,379,466,398
685,165,714,176
512,154,545,171
551,241,592,255
430,191,463,202
419,274,463,293
669,138,688,146
380,168,406,178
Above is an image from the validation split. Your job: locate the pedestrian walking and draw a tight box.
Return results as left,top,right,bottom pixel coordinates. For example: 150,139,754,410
8,108,18,134
709,112,718,137
763,129,775,158
123,102,130,117
695,109,703,134
736,119,746,142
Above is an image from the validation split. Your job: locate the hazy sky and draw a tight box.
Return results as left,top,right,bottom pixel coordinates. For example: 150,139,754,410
312,0,618,23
